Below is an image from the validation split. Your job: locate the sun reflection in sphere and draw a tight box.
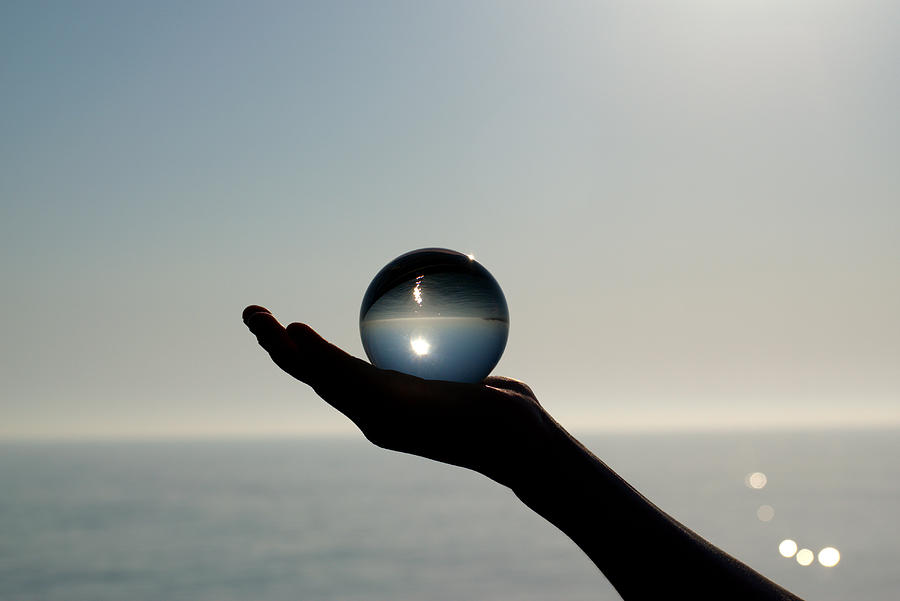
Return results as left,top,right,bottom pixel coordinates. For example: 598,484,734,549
410,337,431,356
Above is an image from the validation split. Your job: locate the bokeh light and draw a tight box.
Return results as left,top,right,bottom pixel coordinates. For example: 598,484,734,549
779,539,798,558
796,548,814,566
818,547,841,567
746,472,767,489
756,505,775,522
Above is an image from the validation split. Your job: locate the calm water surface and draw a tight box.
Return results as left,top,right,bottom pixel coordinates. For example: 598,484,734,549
1,430,897,600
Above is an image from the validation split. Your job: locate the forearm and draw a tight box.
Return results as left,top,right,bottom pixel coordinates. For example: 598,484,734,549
509,417,802,600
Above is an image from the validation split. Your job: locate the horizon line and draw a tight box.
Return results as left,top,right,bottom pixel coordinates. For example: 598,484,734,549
3,421,899,444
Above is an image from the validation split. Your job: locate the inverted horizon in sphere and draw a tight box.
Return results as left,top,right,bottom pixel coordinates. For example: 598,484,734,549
360,249,509,383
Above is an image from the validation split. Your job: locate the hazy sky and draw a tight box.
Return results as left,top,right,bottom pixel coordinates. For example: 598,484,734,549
2,1,898,438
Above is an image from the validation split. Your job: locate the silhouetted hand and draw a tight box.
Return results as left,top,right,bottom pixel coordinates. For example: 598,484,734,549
242,305,552,488
243,304,803,601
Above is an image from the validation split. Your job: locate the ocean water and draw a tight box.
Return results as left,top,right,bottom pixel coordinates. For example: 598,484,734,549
1,430,898,601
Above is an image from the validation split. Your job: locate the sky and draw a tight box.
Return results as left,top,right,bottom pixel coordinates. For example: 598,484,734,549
2,0,898,438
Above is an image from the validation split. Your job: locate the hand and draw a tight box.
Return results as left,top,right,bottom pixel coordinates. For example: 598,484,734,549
242,305,804,600
242,305,551,487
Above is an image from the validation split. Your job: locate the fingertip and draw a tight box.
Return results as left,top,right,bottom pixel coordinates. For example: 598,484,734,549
244,310,282,338
242,305,271,323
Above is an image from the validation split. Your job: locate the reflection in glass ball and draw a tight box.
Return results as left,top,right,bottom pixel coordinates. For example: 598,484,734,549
360,248,509,383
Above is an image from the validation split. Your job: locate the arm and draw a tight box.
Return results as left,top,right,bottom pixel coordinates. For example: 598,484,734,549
243,305,802,601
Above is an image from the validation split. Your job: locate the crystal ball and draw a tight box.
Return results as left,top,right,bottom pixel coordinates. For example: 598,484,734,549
360,248,509,383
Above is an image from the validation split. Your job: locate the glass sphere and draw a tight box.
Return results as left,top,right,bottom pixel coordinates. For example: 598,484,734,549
360,248,509,383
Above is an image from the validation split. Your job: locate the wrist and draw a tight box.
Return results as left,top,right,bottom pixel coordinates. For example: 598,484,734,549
506,411,609,497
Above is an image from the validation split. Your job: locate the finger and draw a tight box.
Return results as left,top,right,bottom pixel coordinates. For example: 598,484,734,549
284,323,493,427
284,322,373,387
244,309,303,375
283,321,397,423
242,304,271,323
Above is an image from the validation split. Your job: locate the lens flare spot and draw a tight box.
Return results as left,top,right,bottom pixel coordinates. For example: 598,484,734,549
757,505,775,522
410,337,431,356
818,547,840,567
796,548,814,566
779,539,798,558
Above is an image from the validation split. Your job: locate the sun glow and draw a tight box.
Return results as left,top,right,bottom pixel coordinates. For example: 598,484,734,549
410,337,431,356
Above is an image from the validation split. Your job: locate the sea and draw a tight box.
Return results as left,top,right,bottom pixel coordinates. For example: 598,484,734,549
1,430,898,601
